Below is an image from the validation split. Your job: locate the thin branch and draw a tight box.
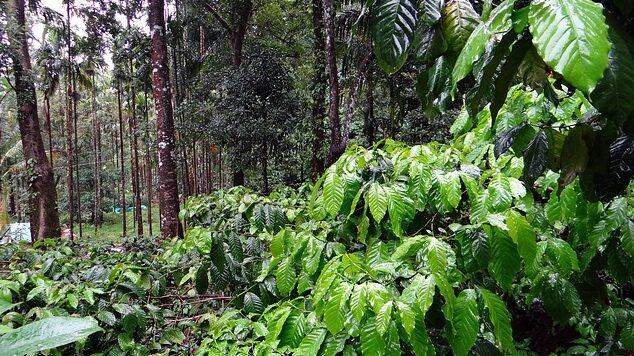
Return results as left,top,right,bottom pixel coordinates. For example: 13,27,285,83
201,2,232,35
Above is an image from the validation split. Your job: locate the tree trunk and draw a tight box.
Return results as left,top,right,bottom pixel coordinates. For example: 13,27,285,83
231,1,252,67
130,83,143,236
322,0,343,164
7,0,61,240
117,81,127,236
65,0,74,238
144,89,153,237
91,73,102,226
72,74,82,238
150,0,183,239
364,69,375,145
44,94,53,166
311,0,326,180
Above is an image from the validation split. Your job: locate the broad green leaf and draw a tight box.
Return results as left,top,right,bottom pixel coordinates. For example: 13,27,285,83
271,229,287,257
417,56,452,114
458,230,490,272
350,283,368,323
360,317,386,356
279,311,306,348
303,237,325,276
276,256,296,296
295,327,327,356
387,185,416,236
372,0,418,73
410,317,435,355
376,301,394,336
324,170,346,216
435,274,456,319
243,292,264,314
319,332,348,356
450,289,479,356
442,0,481,55
489,232,520,289
392,235,426,260
452,0,516,88
161,328,185,345
0,317,103,355
621,220,634,258
195,263,209,295
367,183,388,223
488,174,512,211
267,306,292,342
478,287,515,353
427,236,450,275
0,300,16,317
324,283,352,335
396,301,417,336
528,0,610,94
314,259,340,303
559,125,590,186
420,0,443,25
437,171,462,209
591,25,634,121
506,210,537,263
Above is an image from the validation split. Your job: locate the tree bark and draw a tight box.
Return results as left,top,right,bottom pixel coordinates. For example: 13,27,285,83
364,69,376,146
322,0,343,164
65,0,74,238
144,89,153,237
310,0,326,180
117,81,127,236
150,0,183,239
7,0,61,240
72,74,82,238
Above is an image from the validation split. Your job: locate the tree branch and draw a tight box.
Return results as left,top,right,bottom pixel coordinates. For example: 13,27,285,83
201,2,232,35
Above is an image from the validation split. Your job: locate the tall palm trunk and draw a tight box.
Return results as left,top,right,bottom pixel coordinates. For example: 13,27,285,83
7,0,61,240
149,0,182,238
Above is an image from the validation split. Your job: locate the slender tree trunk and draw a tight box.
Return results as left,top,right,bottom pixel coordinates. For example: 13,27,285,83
91,73,102,226
7,0,61,240
343,53,372,144
117,81,127,236
65,0,74,238
44,94,53,166
311,0,326,180
364,69,375,145
130,85,143,236
144,89,153,237
150,0,182,238
72,74,82,238
322,0,343,164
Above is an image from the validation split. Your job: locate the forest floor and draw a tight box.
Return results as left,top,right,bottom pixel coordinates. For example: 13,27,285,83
81,206,160,240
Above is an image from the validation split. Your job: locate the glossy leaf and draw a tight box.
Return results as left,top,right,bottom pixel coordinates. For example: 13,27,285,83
528,0,610,94
452,0,516,88
0,317,103,355
450,289,480,356
442,0,481,55
478,287,515,352
372,0,418,73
